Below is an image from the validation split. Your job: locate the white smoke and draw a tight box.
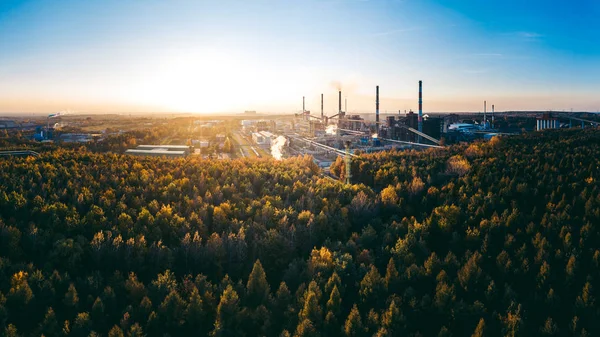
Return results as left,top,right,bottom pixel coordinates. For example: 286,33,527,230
326,124,338,135
271,135,287,160
371,133,378,139
48,109,74,118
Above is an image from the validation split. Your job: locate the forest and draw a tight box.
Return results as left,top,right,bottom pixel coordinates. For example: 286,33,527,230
0,129,599,336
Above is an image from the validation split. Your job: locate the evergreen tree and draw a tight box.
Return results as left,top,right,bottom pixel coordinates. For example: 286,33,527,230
471,318,485,337
159,289,186,331
246,260,270,308
343,304,364,337
184,288,206,335
299,291,322,327
211,285,242,337
294,319,319,337
39,307,59,336
108,325,125,337
384,258,399,291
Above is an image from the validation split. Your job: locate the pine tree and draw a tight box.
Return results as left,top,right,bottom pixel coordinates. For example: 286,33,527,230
246,260,270,308
344,304,364,337
381,299,404,334
184,288,205,334
299,291,322,326
108,325,125,337
128,323,145,337
541,317,558,336
384,258,399,291
471,318,485,337
39,307,59,336
294,319,319,337
359,265,384,307
438,326,452,337
64,283,79,309
91,297,105,329
326,285,342,316
211,285,242,337
159,289,186,331
5,324,19,337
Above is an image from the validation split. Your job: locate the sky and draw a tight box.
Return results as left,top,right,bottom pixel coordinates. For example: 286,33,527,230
0,0,599,114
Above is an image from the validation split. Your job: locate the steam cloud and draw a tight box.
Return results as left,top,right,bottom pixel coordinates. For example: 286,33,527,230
326,124,338,135
271,135,287,160
48,110,74,118
330,80,342,91
371,133,378,139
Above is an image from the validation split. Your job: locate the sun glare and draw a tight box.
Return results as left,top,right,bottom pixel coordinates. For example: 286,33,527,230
140,50,240,113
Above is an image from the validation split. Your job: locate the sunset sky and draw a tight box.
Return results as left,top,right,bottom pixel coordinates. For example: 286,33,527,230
1,0,599,114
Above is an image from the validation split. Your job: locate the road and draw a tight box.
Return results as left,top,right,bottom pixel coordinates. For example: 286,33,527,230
231,132,258,158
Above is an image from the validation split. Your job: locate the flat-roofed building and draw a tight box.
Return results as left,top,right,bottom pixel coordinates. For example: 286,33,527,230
125,144,191,157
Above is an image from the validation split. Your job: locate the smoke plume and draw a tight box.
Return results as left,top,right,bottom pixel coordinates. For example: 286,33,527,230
48,110,74,118
271,135,287,160
330,80,342,91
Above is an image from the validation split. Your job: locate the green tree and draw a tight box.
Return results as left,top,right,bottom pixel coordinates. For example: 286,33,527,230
471,318,485,337
39,307,59,336
384,258,399,291
211,285,242,337
5,324,19,337
344,304,364,337
184,288,206,335
159,289,186,331
108,325,125,337
246,260,270,308
223,138,233,153
64,283,79,309
294,319,319,337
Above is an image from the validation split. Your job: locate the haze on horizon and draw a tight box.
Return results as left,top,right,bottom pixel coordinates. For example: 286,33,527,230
1,0,599,115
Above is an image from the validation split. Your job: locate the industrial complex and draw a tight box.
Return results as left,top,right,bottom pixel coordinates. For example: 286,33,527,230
236,81,600,176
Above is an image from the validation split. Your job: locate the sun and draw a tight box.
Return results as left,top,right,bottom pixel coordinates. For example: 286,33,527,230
140,50,238,113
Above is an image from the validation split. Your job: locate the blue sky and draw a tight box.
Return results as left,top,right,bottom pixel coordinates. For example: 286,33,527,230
0,0,598,113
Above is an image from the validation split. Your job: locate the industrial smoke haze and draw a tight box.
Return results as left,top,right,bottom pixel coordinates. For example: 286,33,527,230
271,135,287,160
326,124,338,135
49,109,74,118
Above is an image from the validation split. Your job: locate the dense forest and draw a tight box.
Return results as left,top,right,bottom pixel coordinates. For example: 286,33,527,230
0,129,599,336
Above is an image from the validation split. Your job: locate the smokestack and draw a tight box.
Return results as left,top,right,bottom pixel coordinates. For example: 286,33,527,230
418,81,423,143
338,91,342,115
321,94,324,119
376,85,380,134
484,100,487,126
303,96,305,113
492,104,495,128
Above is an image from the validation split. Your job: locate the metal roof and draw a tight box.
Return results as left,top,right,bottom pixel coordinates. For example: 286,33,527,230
125,149,186,155
137,145,190,149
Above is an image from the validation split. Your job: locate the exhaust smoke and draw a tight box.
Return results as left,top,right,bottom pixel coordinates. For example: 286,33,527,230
271,135,287,160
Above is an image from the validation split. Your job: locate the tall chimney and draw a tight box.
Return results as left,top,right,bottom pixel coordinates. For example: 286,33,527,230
418,81,423,143
484,100,487,127
376,85,380,134
321,94,324,119
338,91,342,115
492,104,495,128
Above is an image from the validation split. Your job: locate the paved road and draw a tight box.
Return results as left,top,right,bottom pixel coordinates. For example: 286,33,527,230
232,132,257,158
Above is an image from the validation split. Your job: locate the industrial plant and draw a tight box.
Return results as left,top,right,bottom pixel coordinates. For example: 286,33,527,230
232,80,600,175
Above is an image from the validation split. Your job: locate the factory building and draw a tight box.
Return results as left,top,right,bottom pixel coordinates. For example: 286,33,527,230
383,111,441,143
126,145,191,158
537,113,559,131
252,131,275,145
